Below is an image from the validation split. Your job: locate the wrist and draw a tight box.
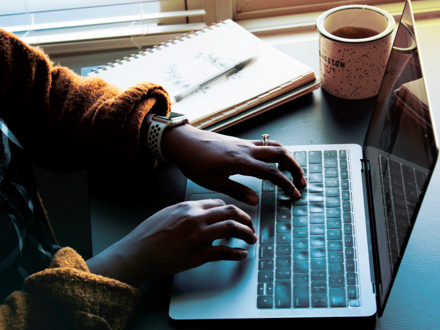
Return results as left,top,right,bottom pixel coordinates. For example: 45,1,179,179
145,112,189,162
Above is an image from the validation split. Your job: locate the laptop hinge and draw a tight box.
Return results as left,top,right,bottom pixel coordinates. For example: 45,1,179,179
361,158,382,300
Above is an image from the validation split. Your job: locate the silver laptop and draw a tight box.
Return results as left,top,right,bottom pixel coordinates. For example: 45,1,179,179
169,0,439,320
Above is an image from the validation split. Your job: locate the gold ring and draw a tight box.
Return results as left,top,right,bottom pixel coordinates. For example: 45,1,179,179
261,134,270,146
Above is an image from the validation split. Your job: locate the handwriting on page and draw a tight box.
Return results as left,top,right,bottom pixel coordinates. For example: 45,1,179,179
163,51,243,95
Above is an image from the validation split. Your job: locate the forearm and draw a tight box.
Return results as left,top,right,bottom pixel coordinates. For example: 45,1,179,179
0,29,171,172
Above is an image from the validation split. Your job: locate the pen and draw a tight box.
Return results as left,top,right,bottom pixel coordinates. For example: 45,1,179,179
174,56,256,102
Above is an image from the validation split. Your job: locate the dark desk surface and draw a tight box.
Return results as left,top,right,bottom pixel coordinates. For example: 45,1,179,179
89,18,440,329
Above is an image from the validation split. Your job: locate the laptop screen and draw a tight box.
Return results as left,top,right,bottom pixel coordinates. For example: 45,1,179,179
363,0,439,315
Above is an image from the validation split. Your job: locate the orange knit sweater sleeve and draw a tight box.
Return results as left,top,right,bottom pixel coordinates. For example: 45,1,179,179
0,28,171,174
0,247,140,329
0,29,171,328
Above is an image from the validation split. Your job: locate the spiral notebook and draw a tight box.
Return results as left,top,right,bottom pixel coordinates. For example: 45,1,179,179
87,19,318,131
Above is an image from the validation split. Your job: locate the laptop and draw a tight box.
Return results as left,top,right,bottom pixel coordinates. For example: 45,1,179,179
169,0,439,321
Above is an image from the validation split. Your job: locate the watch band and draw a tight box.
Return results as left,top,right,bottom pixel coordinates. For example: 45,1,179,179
147,119,168,162
146,113,188,162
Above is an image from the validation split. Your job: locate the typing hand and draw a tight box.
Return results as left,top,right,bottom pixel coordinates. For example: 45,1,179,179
86,199,257,286
161,124,307,205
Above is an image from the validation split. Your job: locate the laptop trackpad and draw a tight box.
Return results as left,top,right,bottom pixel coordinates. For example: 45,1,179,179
189,193,259,259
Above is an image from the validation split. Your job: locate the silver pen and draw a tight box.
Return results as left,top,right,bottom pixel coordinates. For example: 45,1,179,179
174,56,256,102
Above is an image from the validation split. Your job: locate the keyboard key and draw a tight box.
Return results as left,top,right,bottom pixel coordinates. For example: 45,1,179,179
324,158,338,168
310,224,325,235
310,236,325,246
293,151,307,167
294,249,309,261
259,259,274,270
328,240,343,251
327,229,342,240
311,269,327,282
324,150,338,159
294,273,309,285
260,191,275,244
309,193,324,203
311,258,326,269
276,222,291,233
259,245,274,259
258,270,274,283
276,233,291,244
347,286,359,300
308,151,322,164
294,286,310,308
293,227,308,238
308,182,324,193
325,187,340,197
327,218,342,229
326,197,341,208
257,296,273,308
310,214,325,223
326,208,342,218
293,216,308,226
325,168,339,177
309,173,324,183
310,246,326,258
276,245,291,256
310,164,323,173
294,238,308,249
294,261,309,273
293,206,308,216
277,211,291,222
276,257,291,267
312,294,328,307
276,267,292,280
275,280,292,308
325,178,339,187
330,287,347,307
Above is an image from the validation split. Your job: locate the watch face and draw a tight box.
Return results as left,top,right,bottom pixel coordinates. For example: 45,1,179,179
153,112,188,125
155,112,186,121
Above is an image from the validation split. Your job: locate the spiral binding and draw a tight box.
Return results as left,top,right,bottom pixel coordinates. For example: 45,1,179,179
91,21,226,74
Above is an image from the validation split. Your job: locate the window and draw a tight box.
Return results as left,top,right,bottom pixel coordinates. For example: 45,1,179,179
0,1,206,50
233,0,405,20
1,0,438,53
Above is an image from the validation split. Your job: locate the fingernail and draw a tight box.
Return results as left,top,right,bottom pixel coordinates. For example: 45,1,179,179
241,250,249,259
294,188,301,198
301,177,307,186
246,194,259,205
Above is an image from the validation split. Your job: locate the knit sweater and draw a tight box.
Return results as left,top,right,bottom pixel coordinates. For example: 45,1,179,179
0,28,171,329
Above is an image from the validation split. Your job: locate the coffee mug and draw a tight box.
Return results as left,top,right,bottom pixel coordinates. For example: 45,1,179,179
316,5,395,99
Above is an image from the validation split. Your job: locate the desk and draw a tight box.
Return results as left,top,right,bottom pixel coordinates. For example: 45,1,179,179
89,18,440,329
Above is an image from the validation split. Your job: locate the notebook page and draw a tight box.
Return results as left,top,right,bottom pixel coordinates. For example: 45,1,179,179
89,20,315,127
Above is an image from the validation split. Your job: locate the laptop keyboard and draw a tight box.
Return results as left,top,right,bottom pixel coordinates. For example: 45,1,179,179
257,149,360,309
379,155,426,274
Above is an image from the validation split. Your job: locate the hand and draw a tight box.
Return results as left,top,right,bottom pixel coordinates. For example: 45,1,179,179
86,199,257,286
161,124,306,205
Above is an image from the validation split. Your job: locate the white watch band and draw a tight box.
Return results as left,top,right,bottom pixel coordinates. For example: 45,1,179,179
147,120,168,161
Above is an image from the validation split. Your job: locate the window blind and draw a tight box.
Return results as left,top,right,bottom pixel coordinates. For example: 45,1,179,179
0,0,206,47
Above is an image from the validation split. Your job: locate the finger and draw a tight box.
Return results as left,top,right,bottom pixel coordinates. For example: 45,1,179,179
202,246,249,262
252,139,283,147
226,156,301,199
205,219,257,245
193,198,227,210
252,144,307,188
202,203,255,233
203,175,260,206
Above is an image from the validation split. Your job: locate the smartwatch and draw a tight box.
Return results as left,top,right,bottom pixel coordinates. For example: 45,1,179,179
147,112,189,161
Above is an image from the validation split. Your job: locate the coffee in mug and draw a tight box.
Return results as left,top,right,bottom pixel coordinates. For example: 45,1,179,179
316,5,395,99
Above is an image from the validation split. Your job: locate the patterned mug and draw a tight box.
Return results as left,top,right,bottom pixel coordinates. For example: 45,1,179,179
316,5,395,100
